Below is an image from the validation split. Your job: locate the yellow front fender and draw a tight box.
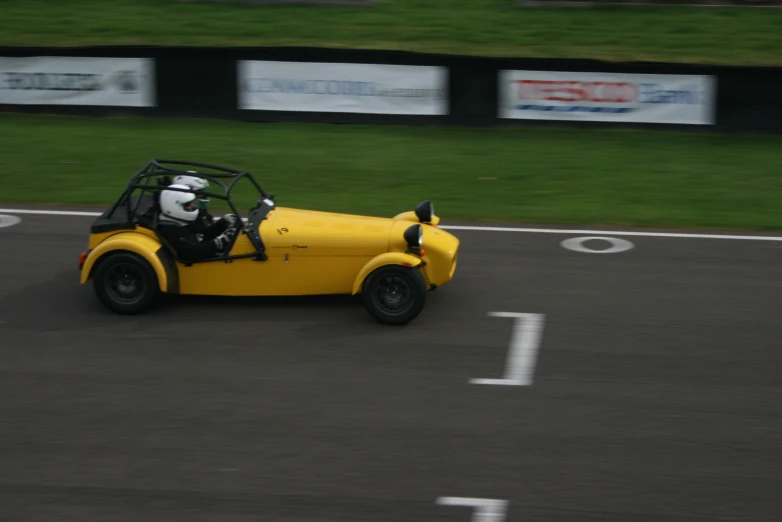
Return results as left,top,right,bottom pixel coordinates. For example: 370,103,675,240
80,232,176,293
351,252,425,295
392,210,440,227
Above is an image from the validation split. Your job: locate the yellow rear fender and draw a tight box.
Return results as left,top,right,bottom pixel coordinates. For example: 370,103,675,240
80,232,179,294
351,252,425,295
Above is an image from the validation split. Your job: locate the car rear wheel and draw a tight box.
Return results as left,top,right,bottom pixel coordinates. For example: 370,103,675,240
93,252,160,314
361,265,427,325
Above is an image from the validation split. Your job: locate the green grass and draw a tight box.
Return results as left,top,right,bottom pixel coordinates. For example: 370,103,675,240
2,113,782,231
2,0,782,65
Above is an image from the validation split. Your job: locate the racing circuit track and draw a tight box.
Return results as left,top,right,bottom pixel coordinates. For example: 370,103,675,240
1,206,781,522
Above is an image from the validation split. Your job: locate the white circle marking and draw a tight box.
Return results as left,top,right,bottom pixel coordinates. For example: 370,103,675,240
0,214,22,229
560,236,634,254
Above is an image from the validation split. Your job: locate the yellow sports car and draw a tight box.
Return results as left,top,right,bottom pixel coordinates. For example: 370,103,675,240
78,159,459,325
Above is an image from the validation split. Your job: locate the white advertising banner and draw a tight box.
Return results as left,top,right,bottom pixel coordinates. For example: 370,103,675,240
499,70,716,125
0,56,156,107
238,60,447,115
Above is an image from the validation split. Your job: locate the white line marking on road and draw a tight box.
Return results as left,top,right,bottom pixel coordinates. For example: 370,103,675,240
2,207,782,243
437,497,508,522
441,224,782,242
560,236,635,254
470,312,546,386
0,208,101,217
0,214,22,229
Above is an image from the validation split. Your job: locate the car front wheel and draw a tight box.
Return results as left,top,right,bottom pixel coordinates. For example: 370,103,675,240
361,265,427,325
93,252,160,314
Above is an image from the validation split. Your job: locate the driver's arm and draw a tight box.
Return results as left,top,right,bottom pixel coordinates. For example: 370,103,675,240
160,224,227,261
204,214,239,240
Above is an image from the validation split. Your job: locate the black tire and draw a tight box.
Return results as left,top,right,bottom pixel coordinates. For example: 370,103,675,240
93,251,160,314
361,265,427,325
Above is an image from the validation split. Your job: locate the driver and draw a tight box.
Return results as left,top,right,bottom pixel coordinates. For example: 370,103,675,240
171,173,238,235
157,184,239,262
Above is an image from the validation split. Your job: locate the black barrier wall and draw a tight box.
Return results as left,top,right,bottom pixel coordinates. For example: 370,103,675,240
1,45,780,134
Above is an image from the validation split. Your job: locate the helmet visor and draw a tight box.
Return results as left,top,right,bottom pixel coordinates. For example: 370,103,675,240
181,199,199,213
195,195,210,210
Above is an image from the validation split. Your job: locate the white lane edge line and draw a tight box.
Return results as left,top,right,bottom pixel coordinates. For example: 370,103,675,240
441,225,782,241
2,207,782,242
0,208,103,217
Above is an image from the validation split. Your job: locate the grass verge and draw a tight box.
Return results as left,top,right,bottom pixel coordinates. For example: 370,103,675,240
1,0,782,65
1,113,781,231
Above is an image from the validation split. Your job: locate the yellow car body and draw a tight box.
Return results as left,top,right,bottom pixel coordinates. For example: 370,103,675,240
79,159,459,325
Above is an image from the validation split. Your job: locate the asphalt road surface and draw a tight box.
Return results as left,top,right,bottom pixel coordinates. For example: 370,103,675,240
1,208,781,522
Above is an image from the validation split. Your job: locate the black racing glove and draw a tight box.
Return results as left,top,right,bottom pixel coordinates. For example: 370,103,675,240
213,226,237,251
222,214,239,227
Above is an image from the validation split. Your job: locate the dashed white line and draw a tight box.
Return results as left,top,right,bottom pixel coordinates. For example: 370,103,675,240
2,207,782,242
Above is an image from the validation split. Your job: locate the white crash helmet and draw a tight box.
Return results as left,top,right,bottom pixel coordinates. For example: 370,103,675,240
159,184,199,222
173,173,210,210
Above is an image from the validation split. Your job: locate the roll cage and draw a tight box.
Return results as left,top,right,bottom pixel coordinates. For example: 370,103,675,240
91,159,276,264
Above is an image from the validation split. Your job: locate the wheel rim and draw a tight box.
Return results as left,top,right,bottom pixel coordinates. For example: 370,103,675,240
372,275,414,316
105,263,145,304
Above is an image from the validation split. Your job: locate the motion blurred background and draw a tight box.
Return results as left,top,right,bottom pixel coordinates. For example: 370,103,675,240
2,0,781,227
